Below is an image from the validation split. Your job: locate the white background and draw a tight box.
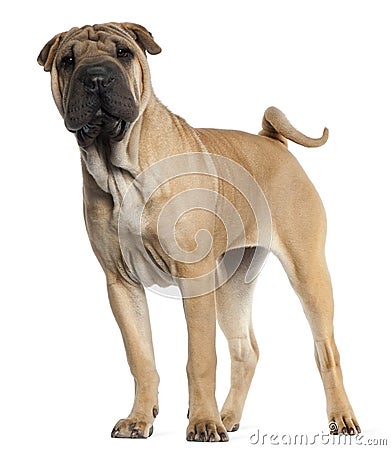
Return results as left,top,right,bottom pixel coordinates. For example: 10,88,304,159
1,0,390,448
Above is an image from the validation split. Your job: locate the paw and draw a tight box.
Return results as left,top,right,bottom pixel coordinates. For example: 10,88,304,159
329,413,361,435
111,417,154,439
221,412,240,432
186,418,229,442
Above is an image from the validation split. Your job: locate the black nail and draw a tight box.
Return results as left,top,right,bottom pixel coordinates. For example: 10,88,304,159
220,432,229,442
130,429,140,438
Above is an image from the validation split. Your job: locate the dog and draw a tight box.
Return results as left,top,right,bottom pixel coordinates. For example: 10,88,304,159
38,22,360,441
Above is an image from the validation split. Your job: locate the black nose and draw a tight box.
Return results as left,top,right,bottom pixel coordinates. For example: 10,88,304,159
80,65,115,92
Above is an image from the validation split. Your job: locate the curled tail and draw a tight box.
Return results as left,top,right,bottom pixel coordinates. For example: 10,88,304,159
259,106,328,148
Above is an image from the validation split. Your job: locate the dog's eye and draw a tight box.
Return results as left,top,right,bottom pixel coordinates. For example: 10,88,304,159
61,55,75,67
117,48,132,59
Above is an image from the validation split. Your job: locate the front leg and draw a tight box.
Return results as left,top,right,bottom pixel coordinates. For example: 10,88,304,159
108,277,159,439
182,289,228,442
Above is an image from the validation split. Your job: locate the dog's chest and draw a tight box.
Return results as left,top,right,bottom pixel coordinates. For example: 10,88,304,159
116,182,178,288
81,150,168,286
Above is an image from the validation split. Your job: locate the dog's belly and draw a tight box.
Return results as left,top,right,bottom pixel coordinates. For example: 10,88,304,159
119,218,269,295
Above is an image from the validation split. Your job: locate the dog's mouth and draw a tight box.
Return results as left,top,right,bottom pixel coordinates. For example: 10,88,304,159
71,108,131,148
64,61,139,148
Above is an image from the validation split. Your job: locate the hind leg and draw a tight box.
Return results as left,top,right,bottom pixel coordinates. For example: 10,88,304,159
216,247,261,432
272,191,360,435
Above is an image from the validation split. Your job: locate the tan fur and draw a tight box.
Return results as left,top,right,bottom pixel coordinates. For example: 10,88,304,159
38,22,360,441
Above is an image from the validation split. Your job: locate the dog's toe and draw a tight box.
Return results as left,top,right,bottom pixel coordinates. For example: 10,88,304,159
111,417,154,439
186,418,229,442
329,414,361,435
221,411,241,432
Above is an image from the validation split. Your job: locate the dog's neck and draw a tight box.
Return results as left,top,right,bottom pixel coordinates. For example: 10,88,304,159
79,94,197,213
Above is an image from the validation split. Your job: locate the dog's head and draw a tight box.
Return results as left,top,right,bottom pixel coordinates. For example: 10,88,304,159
38,22,161,148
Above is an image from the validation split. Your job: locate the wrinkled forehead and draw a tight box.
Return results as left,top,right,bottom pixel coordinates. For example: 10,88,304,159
59,23,136,56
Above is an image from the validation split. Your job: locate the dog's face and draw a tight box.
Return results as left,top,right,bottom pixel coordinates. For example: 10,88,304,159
38,23,161,147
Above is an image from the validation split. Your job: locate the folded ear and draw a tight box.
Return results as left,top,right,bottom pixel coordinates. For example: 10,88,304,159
116,22,162,55
37,31,69,72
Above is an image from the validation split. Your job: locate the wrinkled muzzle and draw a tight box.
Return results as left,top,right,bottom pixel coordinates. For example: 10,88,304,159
64,59,138,147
